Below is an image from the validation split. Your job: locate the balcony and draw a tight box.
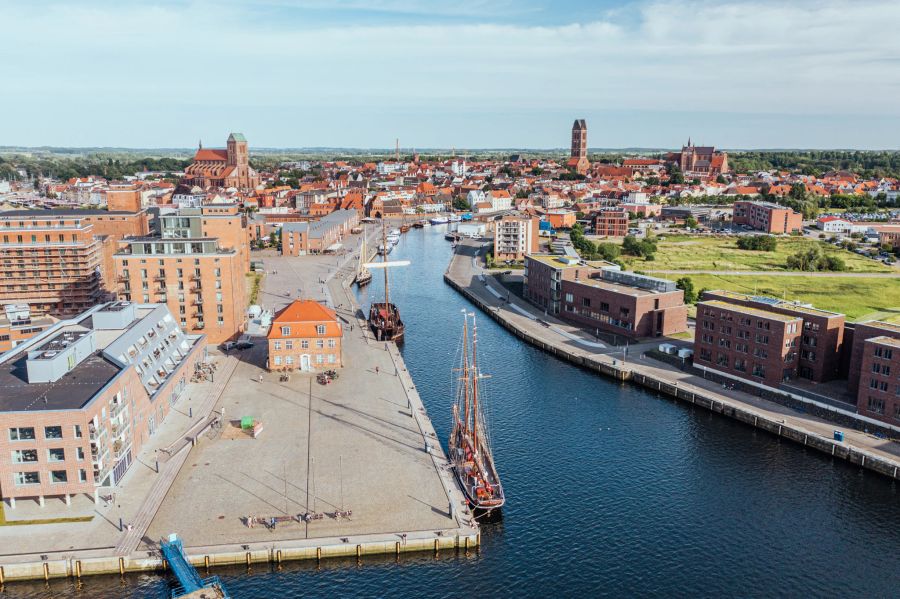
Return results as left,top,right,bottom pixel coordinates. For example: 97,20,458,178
193,321,205,330
154,275,166,282
190,274,201,281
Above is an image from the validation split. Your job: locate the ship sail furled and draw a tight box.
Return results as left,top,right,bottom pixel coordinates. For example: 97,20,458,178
449,310,504,512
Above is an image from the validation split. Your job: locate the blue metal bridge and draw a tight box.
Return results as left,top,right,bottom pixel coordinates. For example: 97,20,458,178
160,534,230,598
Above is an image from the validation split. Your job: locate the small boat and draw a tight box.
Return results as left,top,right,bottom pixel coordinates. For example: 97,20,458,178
430,216,449,225
355,227,372,287
387,234,401,245
445,232,460,242
412,221,425,229
449,311,504,513
400,224,411,233
389,228,401,236
448,214,462,222
377,243,393,255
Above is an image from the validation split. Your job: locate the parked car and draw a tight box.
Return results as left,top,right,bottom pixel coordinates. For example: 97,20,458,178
222,341,237,351
236,341,254,350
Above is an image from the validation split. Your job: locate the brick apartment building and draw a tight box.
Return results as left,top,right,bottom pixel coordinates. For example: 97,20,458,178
733,201,803,234
847,321,900,401
267,299,342,371
0,210,150,317
156,204,250,271
693,300,802,388
0,302,203,508
701,291,846,382
524,254,687,338
493,214,539,262
856,335,900,424
593,209,629,237
281,209,359,256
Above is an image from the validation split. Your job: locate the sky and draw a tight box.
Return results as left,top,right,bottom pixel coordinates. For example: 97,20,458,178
2,0,899,150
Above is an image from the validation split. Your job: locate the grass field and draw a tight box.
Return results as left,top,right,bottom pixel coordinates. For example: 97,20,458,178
620,236,892,273
663,273,900,321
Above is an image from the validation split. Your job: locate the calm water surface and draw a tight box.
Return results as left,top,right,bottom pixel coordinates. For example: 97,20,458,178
6,227,899,598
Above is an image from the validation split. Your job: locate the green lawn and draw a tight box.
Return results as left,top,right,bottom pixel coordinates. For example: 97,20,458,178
668,274,900,321
620,236,891,273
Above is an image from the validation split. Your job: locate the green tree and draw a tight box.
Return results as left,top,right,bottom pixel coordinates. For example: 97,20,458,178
676,277,697,303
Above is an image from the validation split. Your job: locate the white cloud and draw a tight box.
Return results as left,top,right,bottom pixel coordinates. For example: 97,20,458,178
0,0,898,147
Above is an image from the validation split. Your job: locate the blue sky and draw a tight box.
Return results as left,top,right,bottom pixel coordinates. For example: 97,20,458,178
1,0,899,150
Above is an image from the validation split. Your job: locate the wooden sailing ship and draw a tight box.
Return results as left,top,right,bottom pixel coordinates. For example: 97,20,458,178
367,221,405,342
355,225,372,287
449,311,504,512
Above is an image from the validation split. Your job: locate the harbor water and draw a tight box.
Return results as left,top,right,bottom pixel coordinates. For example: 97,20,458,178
6,226,900,598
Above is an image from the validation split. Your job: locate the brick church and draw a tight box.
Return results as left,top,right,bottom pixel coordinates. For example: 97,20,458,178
668,139,729,179
566,119,590,175
183,133,260,190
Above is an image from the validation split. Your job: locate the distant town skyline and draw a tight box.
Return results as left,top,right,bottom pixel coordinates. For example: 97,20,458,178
3,0,899,149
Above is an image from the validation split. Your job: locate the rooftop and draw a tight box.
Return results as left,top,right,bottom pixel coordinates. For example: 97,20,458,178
866,336,900,348
526,253,610,269
0,352,121,412
704,290,845,319
701,300,802,323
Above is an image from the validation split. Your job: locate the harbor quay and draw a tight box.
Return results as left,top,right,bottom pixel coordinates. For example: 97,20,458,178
445,239,900,481
0,228,477,586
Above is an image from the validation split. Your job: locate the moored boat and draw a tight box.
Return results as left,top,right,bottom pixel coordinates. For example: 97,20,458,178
368,221,405,342
355,226,372,287
448,214,462,222
430,216,449,225
449,311,504,513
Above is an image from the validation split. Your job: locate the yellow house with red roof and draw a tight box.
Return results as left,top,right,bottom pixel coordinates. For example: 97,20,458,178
267,300,343,371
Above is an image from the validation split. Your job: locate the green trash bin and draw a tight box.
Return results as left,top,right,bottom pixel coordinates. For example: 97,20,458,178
241,416,254,430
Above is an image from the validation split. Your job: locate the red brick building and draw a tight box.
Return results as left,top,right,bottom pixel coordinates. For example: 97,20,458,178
566,119,590,175
693,300,802,387
593,209,629,237
183,133,260,190
856,336,900,424
524,255,688,338
847,321,900,400
267,300,342,371
668,140,729,179
701,291,846,382
733,201,803,234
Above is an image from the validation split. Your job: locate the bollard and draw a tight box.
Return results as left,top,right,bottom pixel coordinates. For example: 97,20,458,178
464,536,470,553
43,562,49,581
118,557,124,576
75,560,82,579
316,547,321,562
356,545,361,559
476,532,481,551
246,552,251,566
1,565,5,585
204,556,210,570
434,538,439,556
395,541,401,556
189,407,193,418
276,550,282,565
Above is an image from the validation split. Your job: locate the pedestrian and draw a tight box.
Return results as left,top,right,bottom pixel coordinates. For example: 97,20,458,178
258,374,263,384
375,366,380,374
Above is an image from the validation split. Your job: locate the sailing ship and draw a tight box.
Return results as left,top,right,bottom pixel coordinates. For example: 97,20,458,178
368,221,405,342
355,225,372,287
449,311,504,512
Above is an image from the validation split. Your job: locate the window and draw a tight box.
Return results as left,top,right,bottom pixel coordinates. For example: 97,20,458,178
79,469,88,483
74,424,82,438
50,470,68,484
14,471,40,486
734,359,747,372
274,341,282,350
565,293,574,303
316,354,324,364
12,449,37,463
867,396,885,415
9,427,35,441
316,325,326,335
76,447,85,461
582,297,591,308
285,341,293,350
316,339,324,349
752,364,766,378
755,334,769,345
48,448,65,462
699,348,711,362
44,426,62,439
274,356,282,366
328,339,336,349
286,356,294,365
281,326,291,336
301,340,309,349
600,302,610,313
328,354,335,363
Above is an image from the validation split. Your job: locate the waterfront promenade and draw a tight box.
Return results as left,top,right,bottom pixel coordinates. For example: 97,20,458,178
0,228,475,585
445,239,900,478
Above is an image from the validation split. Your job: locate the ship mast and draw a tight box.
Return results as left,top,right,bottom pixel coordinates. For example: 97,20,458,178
382,219,390,308
471,314,479,455
461,310,471,433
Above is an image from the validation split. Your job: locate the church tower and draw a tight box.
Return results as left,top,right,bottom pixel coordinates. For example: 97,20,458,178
569,119,590,175
227,132,248,169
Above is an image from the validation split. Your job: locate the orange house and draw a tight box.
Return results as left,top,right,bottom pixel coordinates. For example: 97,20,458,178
267,300,343,371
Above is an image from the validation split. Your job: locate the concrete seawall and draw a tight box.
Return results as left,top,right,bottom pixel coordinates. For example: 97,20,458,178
443,272,900,483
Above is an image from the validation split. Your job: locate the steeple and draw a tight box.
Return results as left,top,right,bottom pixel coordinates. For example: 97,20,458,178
198,139,203,149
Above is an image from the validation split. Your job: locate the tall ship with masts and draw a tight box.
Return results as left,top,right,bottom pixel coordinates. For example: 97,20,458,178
367,221,405,342
449,311,504,512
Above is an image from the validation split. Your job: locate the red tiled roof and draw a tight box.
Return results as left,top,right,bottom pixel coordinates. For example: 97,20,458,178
193,149,228,162
269,300,341,339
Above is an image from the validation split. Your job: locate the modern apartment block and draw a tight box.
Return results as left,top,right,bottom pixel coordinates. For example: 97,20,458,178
856,336,900,424
0,210,150,318
0,211,115,316
156,204,250,272
524,254,687,338
493,214,539,262
592,209,629,237
732,201,803,234
114,238,245,344
281,209,359,256
0,302,204,508
701,291,846,382
847,321,900,401
693,300,802,387
266,299,343,371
